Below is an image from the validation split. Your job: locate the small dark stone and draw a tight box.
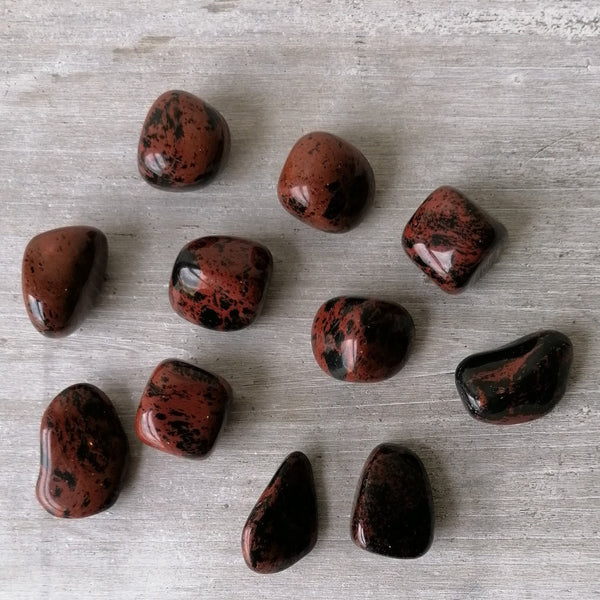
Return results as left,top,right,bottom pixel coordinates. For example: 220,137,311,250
241,452,318,573
351,443,434,558
455,329,573,424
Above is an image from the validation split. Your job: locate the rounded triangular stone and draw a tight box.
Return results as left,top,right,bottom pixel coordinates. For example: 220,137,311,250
21,226,108,336
241,451,318,573
455,329,573,424
36,384,129,518
351,444,434,558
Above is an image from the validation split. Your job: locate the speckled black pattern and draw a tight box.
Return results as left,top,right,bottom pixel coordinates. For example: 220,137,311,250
351,444,434,558
311,296,415,382
36,384,129,518
455,330,573,424
241,452,318,574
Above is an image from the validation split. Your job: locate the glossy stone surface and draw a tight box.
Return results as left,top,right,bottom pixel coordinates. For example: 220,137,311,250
169,235,273,331
135,359,232,458
242,452,318,574
455,330,573,424
402,186,507,294
311,297,415,382
277,131,375,233
138,90,230,190
36,384,129,518
351,443,434,559
22,226,108,337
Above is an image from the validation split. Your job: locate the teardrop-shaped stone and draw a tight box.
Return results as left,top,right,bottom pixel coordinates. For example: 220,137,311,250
22,226,107,337
455,330,573,424
351,444,434,558
241,452,318,573
138,90,230,190
36,384,129,518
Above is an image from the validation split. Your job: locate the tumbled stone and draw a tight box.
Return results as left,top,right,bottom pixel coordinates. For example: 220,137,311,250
138,90,230,190
22,226,108,336
455,330,573,424
351,443,434,558
135,359,232,458
402,186,506,293
169,235,273,331
242,452,318,573
277,131,375,232
36,384,128,518
311,296,414,382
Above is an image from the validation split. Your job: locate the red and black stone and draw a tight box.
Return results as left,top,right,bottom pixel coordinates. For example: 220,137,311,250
135,359,232,458
22,226,108,337
169,235,273,331
241,451,318,574
402,186,506,294
311,296,415,382
277,131,375,233
36,384,129,518
455,330,573,424
138,90,230,190
351,443,434,559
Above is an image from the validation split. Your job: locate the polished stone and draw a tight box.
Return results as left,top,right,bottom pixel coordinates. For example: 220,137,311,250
22,226,108,337
169,235,273,331
402,186,506,293
277,131,375,232
36,384,129,518
351,443,434,558
455,330,573,424
138,90,230,190
311,296,414,382
241,452,318,574
135,359,232,458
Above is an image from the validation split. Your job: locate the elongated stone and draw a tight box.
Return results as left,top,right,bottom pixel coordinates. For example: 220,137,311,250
36,384,129,518
455,330,573,424
241,452,318,573
22,226,107,336
135,359,232,458
351,444,434,558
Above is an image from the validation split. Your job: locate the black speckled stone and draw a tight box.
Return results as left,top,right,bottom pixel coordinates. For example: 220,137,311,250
351,443,434,558
455,329,573,424
241,452,318,573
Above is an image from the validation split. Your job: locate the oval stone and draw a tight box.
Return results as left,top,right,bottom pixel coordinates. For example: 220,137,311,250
455,330,573,424
311,297,415,382
169,235,273,331
22,226,108,337
138,90,230,190
36,384,129,518
277,131,375,233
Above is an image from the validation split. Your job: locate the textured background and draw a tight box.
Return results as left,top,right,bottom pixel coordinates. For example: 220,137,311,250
1,1,599,598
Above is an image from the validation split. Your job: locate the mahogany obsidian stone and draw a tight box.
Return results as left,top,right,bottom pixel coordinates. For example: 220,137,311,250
22,226,107,336
351,443,434,559
311,296,415,382
36,384,129,518
169,235,273,331
138,90,230,190
402,186,506,294
277,131,375,233
241,452,318,574
455,330,573,424
135,359,232,458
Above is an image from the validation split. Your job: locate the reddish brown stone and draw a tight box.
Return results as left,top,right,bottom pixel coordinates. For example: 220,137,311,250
135,359,232,458
36,384,129,518
402,186,506,293
311,297,415,382
242,452,318,573
138,90,230,190
169,235,273,331
22,226,108,337
277,131,375,232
